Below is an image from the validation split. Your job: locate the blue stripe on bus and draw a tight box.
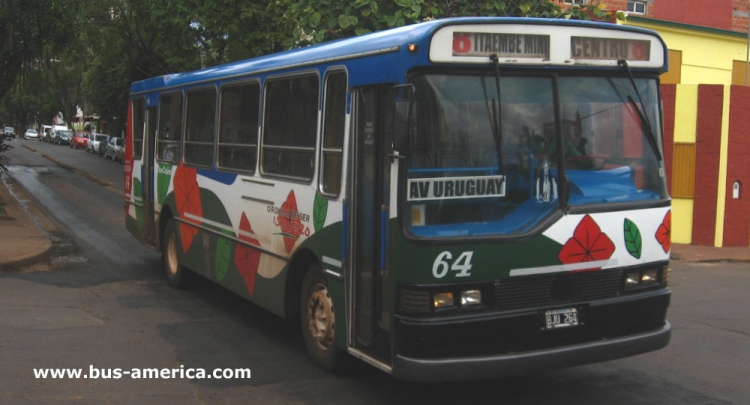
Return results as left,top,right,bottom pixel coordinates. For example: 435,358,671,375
197,169,237,185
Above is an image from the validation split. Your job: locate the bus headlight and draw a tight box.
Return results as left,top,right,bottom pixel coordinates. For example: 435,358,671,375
625,273,641,287
433,292,454,309
460,289,482,306
623,267,662,291
641,269,658,284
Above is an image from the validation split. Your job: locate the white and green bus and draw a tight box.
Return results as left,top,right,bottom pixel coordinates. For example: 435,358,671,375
125,17,672,381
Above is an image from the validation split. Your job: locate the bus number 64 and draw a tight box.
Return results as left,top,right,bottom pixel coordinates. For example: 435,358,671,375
432,251,474,278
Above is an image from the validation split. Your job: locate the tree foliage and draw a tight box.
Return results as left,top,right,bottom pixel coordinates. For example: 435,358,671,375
284,0,617,47
0,0,76,100
1,0,618,133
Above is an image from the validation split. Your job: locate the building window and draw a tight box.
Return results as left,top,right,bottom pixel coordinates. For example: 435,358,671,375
262,74,319,181
218,82,260,173
671,143,696,198
564,0,586,4
628,1,647,14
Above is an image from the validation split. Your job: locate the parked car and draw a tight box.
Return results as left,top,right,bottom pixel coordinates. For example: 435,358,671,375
87,133,109,154
104,136,124,161
40,125,52,142
3,126,15,139
70,131,90,149
23,129,39,140
53,129,74,145
45,125,68,143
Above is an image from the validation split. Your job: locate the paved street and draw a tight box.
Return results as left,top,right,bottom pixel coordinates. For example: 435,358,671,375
0,139,748,404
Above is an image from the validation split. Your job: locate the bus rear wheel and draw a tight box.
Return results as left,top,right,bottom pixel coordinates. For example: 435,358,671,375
163,219,190,288
300,264,343,371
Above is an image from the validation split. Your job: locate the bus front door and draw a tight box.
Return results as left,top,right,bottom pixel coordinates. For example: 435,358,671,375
349,85,394,364
143,107,157,247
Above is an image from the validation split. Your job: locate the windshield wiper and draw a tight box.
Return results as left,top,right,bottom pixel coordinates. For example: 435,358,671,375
617,59,662,161
489,54,504,171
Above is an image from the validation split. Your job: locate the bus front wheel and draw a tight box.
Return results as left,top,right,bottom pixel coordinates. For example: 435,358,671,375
300,264,343,371
163,219,190,288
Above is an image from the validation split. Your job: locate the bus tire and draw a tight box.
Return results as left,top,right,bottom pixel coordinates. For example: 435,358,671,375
300,264,343,372
163,219,190,288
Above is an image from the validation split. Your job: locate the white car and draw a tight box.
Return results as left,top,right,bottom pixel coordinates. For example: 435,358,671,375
24,129,39,139
87,133,110,154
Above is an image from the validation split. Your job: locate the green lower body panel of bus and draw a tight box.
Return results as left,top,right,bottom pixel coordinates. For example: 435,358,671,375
391,288,670,381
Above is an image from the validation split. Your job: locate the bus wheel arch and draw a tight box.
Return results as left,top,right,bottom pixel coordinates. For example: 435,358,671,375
161,214,191,288
299,260,344,371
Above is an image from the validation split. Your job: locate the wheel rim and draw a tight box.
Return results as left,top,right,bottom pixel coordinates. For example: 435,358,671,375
306,283,335,351
166,232,179,278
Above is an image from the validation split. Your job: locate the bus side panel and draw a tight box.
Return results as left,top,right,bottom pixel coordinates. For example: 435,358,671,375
158,164,348,320
124,100,146,244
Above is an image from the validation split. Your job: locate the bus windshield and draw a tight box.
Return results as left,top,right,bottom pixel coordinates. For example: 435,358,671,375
405,73,667,238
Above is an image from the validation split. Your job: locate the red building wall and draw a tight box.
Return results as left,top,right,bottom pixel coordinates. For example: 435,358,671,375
660,84,676,192
724,85,750,246
650,0,734,31
692,85,724,246
592,0,747,33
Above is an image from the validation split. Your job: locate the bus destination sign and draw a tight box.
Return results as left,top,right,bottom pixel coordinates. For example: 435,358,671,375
408,175,506,202
570,36,651,61
453,32,550,59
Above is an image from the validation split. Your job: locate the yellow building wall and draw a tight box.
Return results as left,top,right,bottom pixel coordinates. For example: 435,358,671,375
671,199,694,244
674,85,697,143
670,85,698,244
625,19,748,85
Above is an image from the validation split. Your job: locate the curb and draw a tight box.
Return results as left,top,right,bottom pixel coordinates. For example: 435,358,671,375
0,240,53,272
0,176,54,272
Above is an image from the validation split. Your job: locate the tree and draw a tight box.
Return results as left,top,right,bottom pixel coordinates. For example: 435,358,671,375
0,0,77,99
284,0,617,47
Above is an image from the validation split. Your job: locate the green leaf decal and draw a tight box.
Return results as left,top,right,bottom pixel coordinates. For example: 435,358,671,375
313,191,328,232
133,178,144,233
624,218,642,259
214,229,234,281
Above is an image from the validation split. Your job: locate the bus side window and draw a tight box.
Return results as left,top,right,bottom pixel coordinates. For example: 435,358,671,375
184,87,216,167
218,82,260,173
132,99,145,159
262,74,319,180
157,93,183,163
320,70,347,197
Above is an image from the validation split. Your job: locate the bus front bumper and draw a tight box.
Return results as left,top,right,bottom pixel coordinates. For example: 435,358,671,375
392,288,671,382
393,322,670,382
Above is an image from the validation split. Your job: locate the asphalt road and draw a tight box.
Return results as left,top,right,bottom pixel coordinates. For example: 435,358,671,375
1,138,748,404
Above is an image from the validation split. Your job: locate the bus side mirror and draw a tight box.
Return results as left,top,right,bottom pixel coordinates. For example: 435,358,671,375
394,100,410,153
394,101,417,154
392,84,416,155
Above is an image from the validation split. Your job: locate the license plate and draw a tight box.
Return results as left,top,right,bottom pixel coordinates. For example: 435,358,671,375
543,307,579,330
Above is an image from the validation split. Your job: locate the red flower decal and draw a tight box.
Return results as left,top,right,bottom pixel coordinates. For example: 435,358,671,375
558,214,615,271
656,210,671,253
173,163,203,253
275,190,303,253
235,212,261,296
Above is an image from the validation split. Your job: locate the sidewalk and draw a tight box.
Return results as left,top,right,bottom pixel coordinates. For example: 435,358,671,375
1,170,749,269
0,175,53,271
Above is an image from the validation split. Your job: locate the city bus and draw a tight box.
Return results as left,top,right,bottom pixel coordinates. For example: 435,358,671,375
125,17,671,381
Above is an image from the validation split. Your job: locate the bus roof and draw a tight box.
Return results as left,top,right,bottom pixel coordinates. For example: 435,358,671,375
130,17,667,94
